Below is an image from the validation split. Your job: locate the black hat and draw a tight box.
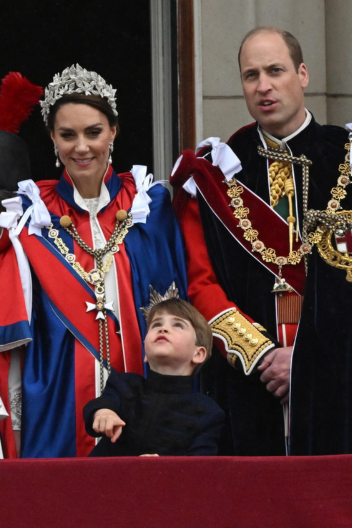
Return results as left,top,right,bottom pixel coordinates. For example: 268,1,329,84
0,130,32,191
0,72,42,193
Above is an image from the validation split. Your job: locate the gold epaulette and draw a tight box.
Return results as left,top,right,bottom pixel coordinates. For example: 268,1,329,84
210,309,275,374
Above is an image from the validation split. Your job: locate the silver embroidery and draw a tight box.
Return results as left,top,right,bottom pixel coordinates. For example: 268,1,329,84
10,390,22,430
84,198,105,250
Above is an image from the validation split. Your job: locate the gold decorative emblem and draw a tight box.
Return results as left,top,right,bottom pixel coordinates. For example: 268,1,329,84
243,228,258,242
86,296,114,321
89,269,104,284
316,211,352,282
272,276,293,293
303,141,352,281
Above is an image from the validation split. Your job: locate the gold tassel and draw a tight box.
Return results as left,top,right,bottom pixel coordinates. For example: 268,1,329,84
284,178,295,253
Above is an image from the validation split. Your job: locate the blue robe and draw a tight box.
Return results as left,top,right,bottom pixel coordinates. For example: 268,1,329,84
0,167,188,458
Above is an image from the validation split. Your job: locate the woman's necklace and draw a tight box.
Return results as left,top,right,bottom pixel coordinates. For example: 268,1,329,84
46,209,132,391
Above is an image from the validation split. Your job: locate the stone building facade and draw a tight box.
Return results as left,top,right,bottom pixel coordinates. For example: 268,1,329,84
194,0,352,142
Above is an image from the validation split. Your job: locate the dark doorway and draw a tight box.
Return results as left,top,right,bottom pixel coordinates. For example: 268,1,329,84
1,1,153,181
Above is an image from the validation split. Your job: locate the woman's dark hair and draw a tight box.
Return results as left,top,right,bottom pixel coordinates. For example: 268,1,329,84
46,93,119,134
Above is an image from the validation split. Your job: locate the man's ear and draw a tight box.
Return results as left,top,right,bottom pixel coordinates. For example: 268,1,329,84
192,346,207,365
298,63,309,89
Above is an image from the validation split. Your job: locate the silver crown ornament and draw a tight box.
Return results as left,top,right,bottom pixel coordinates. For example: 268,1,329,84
40,64,118,125
140,282,180,319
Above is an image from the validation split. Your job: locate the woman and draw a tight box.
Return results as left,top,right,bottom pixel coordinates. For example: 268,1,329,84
0,65,187,458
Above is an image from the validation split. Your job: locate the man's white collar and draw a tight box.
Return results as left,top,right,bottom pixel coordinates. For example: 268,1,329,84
260,109,312,150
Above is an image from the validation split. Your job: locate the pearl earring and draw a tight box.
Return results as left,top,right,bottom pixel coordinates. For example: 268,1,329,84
108,141,114,164
54,145,60,168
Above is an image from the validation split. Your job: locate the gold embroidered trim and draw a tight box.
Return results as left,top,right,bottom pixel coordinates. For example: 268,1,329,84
210,309,273,373
253,323,267,332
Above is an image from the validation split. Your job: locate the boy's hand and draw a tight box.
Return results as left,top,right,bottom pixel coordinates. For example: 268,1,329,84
139,454,159,457
93,409,126,443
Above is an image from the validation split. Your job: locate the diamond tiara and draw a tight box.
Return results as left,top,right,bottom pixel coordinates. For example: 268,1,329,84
40,64,118,125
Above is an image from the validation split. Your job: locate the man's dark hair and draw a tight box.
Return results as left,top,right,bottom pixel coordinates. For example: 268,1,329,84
238,27,304,73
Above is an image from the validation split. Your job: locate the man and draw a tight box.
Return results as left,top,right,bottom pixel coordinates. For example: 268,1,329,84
0,131,36,459
170,27,352,455
0,72,43,458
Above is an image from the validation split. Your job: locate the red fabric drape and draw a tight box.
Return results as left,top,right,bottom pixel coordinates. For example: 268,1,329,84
1,456,352,527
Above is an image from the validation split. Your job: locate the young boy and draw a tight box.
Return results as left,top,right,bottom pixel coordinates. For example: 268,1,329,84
83,298,225,456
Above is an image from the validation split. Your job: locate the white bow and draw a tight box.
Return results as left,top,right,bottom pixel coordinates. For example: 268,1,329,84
196,137,242,181
130,165,153,224
211,142,242,181
16,179,51,236
0,196,24,230
180,137,243,197
195,136,221,154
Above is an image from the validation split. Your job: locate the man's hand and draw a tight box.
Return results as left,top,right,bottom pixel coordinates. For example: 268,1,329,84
257,346,293,404
139,454,159,457
92,409,126,443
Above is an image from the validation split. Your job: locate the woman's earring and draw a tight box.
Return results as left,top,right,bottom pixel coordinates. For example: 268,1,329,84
54,145,60,168
108,141,114,164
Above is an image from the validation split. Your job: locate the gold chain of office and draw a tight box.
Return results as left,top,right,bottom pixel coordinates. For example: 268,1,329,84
46,209,133,391
225,146,313,272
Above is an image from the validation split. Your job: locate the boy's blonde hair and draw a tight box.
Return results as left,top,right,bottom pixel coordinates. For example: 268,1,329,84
146,298,213,373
